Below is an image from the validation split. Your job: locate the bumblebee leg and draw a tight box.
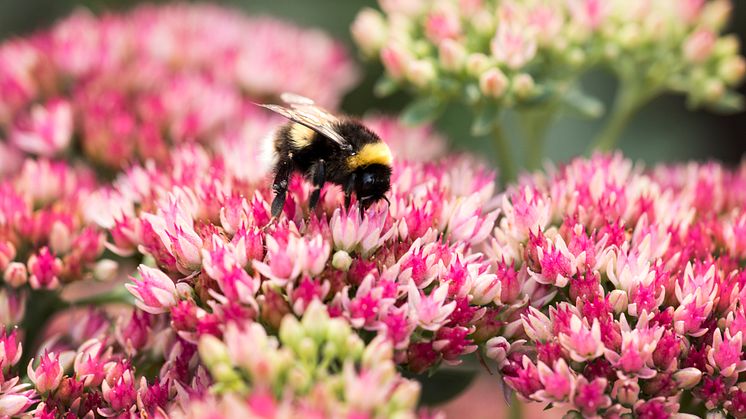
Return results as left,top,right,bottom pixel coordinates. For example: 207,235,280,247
344,173,356,210
271,158,293,218
309,160,326,210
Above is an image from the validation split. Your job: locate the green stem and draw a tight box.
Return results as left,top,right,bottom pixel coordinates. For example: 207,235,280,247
19,286,134,369
588,82,647,152
66,285,134,307
492,124,516,184
508,392,522,419
20,290,66,367
520,105,558,171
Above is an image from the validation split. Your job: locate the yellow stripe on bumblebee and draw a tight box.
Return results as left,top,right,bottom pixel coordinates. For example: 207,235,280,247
347,142,393,169
289,123,316,148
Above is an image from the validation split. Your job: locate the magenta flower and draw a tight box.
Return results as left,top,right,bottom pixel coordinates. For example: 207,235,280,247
708,329,746,378
0,378,35,417
253,231,330,286
407,281,456,332
10,99,72,157
572,376,611,416
100,365,137,414
27,247,62,290
27,351,64,394
125,265,179,314
0,328,21,371
558,315,604,363
73,339,110,387
330,206,392,257
535,358,575,403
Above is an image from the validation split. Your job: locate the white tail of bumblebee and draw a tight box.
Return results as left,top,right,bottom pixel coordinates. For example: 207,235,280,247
258,128,279,174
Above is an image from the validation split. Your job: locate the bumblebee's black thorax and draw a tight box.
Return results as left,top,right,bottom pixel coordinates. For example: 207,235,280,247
276,119,384,186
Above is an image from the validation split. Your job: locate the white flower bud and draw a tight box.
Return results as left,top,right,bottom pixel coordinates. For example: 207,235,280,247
332,250,353,271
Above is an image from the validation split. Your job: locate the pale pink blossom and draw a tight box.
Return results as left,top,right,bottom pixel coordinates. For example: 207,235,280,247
125,265,179,314
407,281,456,331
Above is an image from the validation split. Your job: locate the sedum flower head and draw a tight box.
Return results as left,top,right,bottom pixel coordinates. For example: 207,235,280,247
353,0,745,127
480,153,746,417
0,4,358,169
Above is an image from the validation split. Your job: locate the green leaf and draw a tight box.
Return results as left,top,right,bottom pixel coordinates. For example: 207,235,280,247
561,88,604,119
407,366,478,406
471,104,500,136
374,76,399,97
400,97,444,125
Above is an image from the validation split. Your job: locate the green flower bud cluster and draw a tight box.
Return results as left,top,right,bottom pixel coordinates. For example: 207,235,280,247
351,0,745,161
198,300,420,418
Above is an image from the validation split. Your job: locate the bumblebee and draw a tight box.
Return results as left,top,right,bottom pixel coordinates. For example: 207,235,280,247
258,93,392,218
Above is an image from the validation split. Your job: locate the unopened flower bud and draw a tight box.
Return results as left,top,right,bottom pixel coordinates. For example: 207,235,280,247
198,335,231,371
4,262,27,288
93,259,118,282
406,60,436,88
326,318,353,349
390,380,421,409
701,0,732,30
381,43,412,80
673,367,702,389
279,315,305,348
0,289,26,326
0,242,15,271
713,38,740,64
513,73,536,99
362,336,393,369
608,289,628,314
611,378,639,406
703,79,725,102
332,250,353,271
300,300,330,342
472,10,494,35
466,53,490,76
287,365,311,392
719,56,746,85
439,39,466,72
684,30,716,63
49,221,72,254
352,8,388,57
479,68,508,98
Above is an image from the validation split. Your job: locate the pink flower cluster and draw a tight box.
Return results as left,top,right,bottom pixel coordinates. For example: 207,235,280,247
485,154,746,417
0,4,357,169
99,120,498,375
0,159,105,323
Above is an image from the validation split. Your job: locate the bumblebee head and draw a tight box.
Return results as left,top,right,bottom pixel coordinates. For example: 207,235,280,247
355,163,391,209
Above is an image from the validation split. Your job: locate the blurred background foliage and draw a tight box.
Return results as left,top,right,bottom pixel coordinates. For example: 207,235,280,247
2,0,744,166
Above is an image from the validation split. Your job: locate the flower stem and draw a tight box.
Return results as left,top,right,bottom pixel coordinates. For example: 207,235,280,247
19,286,134,370
508,392,522,419
520,105,557,171
20,290,65,368
588,82,646,152
66,285,134,307
492,124,516,184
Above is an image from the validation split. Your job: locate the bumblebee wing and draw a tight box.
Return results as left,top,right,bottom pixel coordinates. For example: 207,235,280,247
258,94,352,151
279,92,316,106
